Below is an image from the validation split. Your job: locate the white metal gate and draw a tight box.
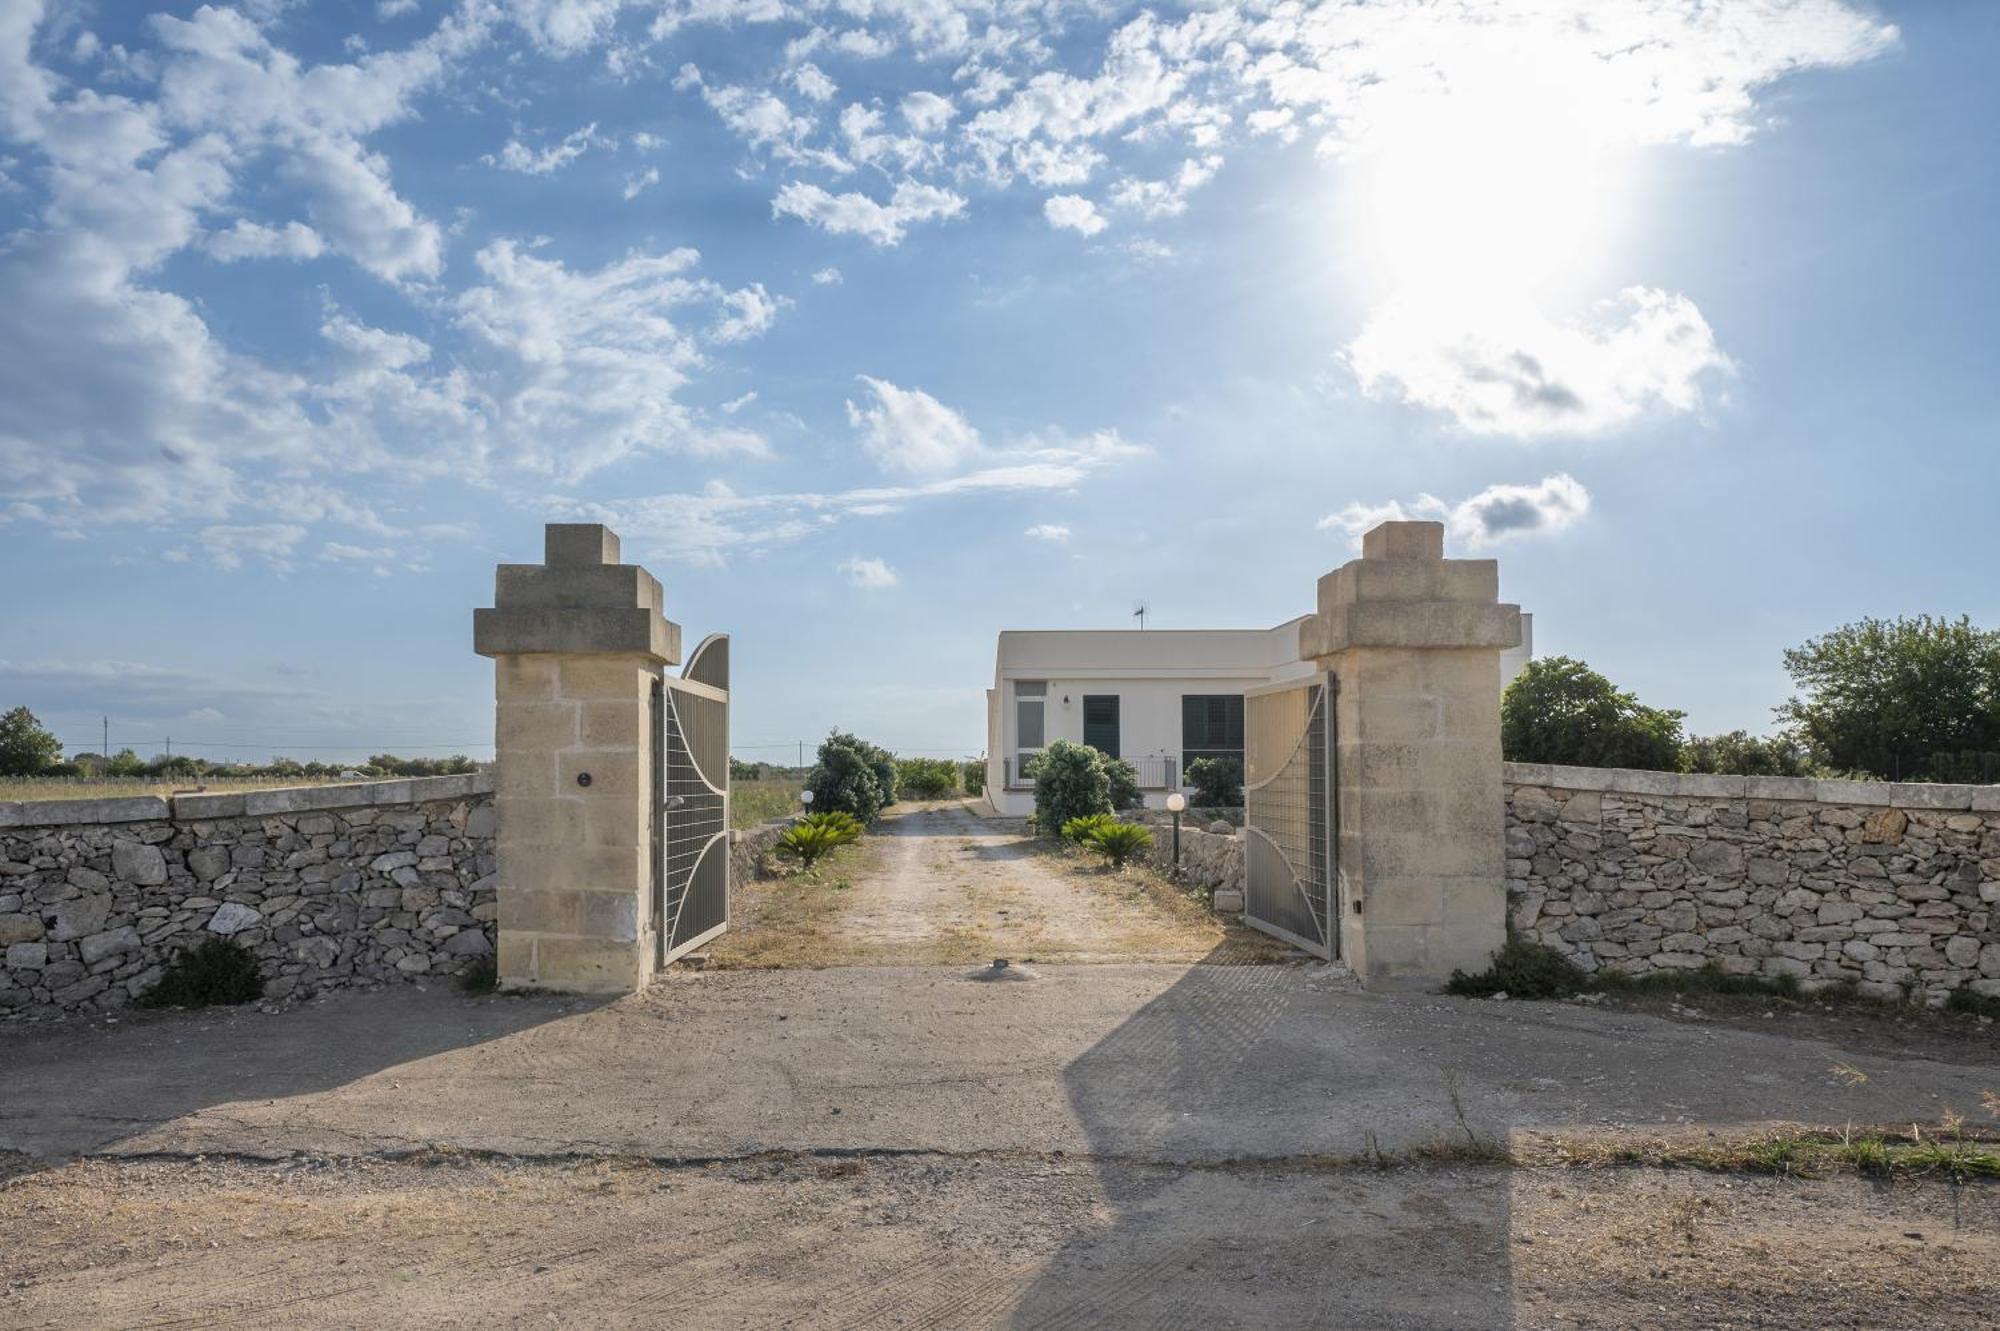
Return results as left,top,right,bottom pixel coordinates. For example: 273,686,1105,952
1242,675,1336,959
652,633,730,966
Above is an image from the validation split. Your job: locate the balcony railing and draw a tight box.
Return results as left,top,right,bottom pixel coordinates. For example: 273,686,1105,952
1003,754,1178,792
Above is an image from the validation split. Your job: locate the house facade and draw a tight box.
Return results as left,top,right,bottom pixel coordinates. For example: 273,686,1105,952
983,613,1534,816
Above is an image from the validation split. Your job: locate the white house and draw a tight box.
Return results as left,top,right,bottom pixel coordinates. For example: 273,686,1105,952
982,613,1533,815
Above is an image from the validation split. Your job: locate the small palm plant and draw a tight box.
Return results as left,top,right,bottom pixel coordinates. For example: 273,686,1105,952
1061,812,1115,845
1086,821,1153,869
776,811,863,869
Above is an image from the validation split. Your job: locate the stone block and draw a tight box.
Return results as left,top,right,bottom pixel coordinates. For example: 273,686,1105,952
112,840,169,886
0,914,43,945
546,522,620,567
79,925,140,965
1361,521,1444,561
50,895,110,941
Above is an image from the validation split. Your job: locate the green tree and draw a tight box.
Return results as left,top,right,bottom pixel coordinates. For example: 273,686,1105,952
1501,656,1686,771
1683,730,1816,778
1777,615,2000,782
807,731,889,823
1028,739,1112,836
1184,757,1243,807
0,707,63,776
1103,756,1143,811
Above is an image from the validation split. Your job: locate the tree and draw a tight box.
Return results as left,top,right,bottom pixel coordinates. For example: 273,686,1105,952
1501,657,1685,771
1778,615,2000,782
1103,756,1143,811
1029,739,1111,836
807,731,888,823
0,707,63,776
1184,757,1243,807
1683,730,1816,778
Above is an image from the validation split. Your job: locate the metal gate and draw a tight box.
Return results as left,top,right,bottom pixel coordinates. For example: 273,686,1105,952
1242,674,1337,959
652,633,730,967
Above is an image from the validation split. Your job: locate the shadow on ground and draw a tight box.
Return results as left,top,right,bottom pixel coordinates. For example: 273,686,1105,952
1008,942,1519,1329
0,986,599,1170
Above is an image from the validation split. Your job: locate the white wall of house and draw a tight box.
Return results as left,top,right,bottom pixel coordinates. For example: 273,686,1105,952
982,610,1535,817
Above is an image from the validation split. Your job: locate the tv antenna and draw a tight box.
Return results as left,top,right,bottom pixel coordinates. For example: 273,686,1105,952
1132,603,1148,631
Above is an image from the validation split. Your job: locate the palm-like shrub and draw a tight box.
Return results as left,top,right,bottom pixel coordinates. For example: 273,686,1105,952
1030,739,1111,837
1086,822,1153,869
1061,812,1115,844
776,811,862,868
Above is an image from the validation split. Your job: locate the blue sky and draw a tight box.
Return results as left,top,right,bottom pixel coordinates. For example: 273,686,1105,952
0,0,1994,766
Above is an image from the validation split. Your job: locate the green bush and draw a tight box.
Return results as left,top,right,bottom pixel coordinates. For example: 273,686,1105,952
1683,730,1817,777
1029,740,1112,838
1104,757,1143,811
806,731,891,823
1086,822,1153,869
1060,812,1115,844
1184,757,1243,807
1501,656,1685,771
1444,939,1587,1000
137,937,264,1009
962,760,986,797
896,756,960,799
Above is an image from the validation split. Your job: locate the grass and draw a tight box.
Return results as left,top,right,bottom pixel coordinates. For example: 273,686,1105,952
732,777,804,829
1571,1128,2000,1182
0,774,364,803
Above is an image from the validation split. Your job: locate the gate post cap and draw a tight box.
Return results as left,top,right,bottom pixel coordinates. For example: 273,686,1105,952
1361,521,1443,561
546,523,620,568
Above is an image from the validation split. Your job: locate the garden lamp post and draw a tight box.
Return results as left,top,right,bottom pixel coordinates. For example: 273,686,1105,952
1166,791,1186,872
800,788,814,815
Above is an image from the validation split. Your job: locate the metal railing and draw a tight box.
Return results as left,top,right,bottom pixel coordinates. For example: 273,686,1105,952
1002,753,1178,792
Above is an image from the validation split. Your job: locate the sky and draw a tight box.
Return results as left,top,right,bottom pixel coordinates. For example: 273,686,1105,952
0,0,1995,767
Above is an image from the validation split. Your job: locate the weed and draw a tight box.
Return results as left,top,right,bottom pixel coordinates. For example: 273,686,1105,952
136,937,263,1009
1445,939,1587,999
459,955,498,994
1945,987,2000,1019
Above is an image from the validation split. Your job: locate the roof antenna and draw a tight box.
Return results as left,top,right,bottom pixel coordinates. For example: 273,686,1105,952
1133,603,1148,631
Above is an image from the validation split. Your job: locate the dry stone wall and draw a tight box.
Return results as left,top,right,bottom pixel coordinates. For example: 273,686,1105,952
1133,811,1245,907
1503,763,2000,1003
0,774,495,1021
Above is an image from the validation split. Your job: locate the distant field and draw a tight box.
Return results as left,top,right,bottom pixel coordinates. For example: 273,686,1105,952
733,777,803,828
0,776,364,804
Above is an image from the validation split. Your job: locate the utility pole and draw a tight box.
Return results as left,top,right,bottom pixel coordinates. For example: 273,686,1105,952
101,716,108,761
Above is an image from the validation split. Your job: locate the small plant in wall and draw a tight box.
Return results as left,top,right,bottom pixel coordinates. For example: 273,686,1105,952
1086,821,1153,869
136,937,264,1009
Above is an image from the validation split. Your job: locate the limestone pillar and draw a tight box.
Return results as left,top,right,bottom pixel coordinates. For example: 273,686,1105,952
473,524,680,993
1300,521,1522,990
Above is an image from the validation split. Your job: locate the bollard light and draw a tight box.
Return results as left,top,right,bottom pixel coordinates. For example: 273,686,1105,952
1166,791,1187,872
800,789,814,808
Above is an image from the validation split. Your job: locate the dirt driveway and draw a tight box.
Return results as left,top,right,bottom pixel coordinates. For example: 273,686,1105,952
3,802,1998,1327
711,801,1288,968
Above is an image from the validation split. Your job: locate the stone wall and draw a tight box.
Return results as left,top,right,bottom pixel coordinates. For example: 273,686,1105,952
0,774,495,1021
1503,763,2000,1002
1134,811,1245,907
731,817,796,883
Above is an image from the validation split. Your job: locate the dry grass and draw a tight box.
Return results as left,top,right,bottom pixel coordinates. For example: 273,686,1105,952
706,839,884,969
731,777,804,829
0,775,360,803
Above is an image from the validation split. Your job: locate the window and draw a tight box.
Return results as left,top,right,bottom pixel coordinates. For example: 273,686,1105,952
1182,694,1244,773
1082,695,1120,759
1013,681,1046,784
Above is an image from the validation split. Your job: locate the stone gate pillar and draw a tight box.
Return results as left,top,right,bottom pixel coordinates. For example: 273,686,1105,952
473,524,679,994
1301,521,1521,990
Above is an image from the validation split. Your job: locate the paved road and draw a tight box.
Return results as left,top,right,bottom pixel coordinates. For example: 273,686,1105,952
2,963,1992,1164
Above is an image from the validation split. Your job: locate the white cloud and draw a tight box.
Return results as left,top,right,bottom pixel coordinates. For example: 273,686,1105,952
622,166,659,199
720,390,757,414
1025,523,1070,542
771,178,965,246
900,90,954,134
1107,155,1220,219
839,555,899,589
193,522,308,571
1043,194,1106,236
810,265,842,285
1319,474,1591,550
709,282,791,344
206,219,326,262
1345,288,1733,437
788,62,836,102
486,122,604,174
845,376,982,475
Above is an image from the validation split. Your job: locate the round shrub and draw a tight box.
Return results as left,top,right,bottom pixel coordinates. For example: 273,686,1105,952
1030,739,1111,837
1184,757,1242,807
807,732,886,823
